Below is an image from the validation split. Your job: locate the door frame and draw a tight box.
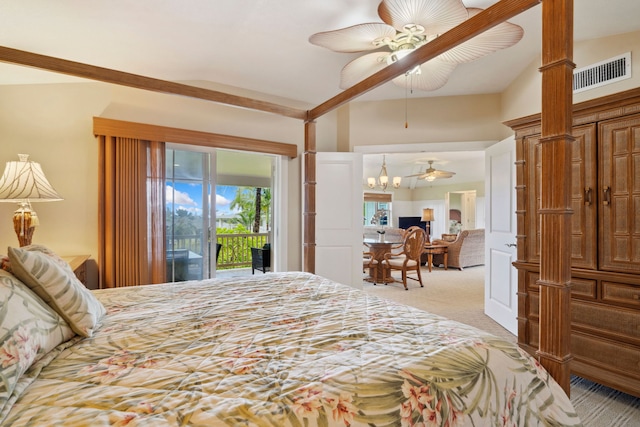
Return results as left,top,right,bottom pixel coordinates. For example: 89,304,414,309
166,144,286,277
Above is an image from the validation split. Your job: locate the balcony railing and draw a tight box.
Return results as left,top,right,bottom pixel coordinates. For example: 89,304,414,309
169,232,269,271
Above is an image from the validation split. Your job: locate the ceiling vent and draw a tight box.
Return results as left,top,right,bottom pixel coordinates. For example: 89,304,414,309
573,52,631,93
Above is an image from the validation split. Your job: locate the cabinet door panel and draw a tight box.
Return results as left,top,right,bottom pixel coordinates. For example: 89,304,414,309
600,114,640,273
523,124,597,268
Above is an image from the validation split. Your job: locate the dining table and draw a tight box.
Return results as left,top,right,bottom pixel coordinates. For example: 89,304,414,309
363,236,403,283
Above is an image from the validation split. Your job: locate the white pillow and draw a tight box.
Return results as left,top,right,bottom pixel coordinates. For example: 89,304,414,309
8,247,105,337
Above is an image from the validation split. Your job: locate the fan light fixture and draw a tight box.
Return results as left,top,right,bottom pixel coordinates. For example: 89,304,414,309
309,0,524,92
0,154,63,246
368,155,401,191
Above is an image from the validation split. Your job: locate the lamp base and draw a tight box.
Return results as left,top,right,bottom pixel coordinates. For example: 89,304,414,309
12,205,37,247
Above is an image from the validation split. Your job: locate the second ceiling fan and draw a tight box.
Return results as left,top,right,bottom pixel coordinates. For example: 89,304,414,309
406,160,456,181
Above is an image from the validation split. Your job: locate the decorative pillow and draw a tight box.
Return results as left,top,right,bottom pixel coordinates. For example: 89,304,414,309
0,269,75,416
7,247,106,338
1,244,70,274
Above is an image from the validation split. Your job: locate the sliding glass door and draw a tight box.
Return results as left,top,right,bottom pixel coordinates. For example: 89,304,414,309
165,146,277,282
165,147,215,282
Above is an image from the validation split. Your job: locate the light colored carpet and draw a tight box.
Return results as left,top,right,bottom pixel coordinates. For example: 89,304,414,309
363,265,640,427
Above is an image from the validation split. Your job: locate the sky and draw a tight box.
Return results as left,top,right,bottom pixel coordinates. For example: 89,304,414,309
166,183,237,217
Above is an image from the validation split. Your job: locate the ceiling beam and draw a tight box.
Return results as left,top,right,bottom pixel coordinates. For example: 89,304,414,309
0,46,307,121
0,0,539,123
307,0,541,121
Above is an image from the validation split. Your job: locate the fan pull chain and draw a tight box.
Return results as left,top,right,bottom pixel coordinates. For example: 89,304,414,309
404,73,416,129
405,82,408,128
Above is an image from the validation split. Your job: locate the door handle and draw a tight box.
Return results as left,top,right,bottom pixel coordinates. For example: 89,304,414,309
603,186,611,205
505,243,517,248
584,187,592,206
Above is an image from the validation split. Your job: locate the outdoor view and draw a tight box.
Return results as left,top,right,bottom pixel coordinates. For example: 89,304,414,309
165,148,272,282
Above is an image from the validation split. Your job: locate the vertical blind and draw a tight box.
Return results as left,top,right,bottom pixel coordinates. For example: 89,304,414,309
98,135,165,288
93,117,297,288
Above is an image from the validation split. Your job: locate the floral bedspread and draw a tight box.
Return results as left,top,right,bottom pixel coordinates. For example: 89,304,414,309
3,272,581,426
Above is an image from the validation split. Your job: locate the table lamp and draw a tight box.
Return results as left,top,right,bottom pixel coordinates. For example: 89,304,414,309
421,208,434,243
0,154,63,246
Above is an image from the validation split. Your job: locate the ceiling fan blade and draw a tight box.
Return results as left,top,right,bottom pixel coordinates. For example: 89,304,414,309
377,0,467,34
439,9,524,63
309,23,397,53
340,52,389,89
405,172,428,178
391,58,457,91
430,170,456,178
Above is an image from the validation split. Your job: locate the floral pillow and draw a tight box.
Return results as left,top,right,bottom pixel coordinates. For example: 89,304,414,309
7,247,106,338
0,269,75,416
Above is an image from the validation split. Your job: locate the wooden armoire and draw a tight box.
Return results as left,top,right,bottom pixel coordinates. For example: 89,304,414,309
505,87,640,398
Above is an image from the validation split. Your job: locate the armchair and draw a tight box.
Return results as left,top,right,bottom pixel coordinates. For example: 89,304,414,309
431,229,485,270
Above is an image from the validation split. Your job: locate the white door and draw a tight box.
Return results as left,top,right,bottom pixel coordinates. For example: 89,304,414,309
315,152,363,288
461,191,477,230
484,137,518,335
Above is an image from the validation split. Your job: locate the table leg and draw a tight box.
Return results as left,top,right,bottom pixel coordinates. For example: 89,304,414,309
427,253,433,272
443,252,448,270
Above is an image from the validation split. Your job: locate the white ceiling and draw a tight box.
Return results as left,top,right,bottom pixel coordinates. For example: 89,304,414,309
1,0,639,186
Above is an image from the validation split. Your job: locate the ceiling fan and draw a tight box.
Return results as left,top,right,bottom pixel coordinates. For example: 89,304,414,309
309,0,523,92
406,160,456,181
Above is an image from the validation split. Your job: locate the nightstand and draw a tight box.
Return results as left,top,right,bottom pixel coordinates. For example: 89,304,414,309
62,255,90,286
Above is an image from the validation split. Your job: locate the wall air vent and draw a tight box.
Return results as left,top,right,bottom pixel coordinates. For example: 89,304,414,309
573,52,631,93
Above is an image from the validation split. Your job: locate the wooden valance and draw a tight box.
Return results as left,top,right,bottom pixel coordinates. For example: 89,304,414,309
364,192,392,203
93,117,298,158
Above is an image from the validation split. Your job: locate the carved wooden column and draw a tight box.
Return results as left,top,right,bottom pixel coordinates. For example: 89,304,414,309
303,120,316,273
538,0,575,395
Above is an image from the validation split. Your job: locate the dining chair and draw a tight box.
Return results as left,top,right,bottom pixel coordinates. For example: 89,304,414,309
387,226,420,261
381,227,427,290
362,250,378,284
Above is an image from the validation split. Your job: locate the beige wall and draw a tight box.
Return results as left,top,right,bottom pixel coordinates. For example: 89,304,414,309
412,181,485,201
347,93,504,149
362,181,485,202
501,29,640,127
0,83,108,271
0,81,309,283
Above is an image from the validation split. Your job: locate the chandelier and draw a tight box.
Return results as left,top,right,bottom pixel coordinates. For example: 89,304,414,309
367,155,401,191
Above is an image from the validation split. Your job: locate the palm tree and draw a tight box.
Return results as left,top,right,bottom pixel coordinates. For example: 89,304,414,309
231,186,271,233
262,188,272,231
253,188,262,233
230,187,255,227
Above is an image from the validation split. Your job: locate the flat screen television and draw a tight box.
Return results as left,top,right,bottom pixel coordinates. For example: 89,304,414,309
398,216,427,232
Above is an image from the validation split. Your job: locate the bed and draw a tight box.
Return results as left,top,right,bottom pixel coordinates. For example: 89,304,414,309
0,245,582,426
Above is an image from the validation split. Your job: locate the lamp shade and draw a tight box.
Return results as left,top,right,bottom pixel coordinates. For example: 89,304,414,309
421,208,434,222
0,154,62,202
